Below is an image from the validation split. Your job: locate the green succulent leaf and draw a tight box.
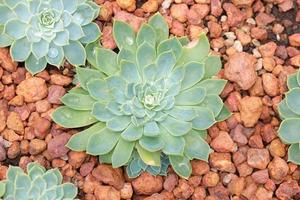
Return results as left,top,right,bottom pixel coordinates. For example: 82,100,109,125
278,119,300,144
204,55,222,78
169,156,192,179
1,163,77,199
113,20,136,51
52,13,229,179
112,138,135,168
286,88,300,115
0,0,101,74
148,13,169,44
63,41,86,66
87,128,120,155
25,54,47,75
288,143,300,164
67,122,105,151
10,37,31,61
52,106,97,128
278,99,300,119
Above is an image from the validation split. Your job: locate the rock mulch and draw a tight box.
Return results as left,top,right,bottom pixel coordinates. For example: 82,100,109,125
1,0,300,199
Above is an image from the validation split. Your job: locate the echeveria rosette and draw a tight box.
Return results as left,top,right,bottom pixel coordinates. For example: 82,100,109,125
0,162,77,200
126,151,170,178
278,70,300,165
52,13,231,178
0,0,101,74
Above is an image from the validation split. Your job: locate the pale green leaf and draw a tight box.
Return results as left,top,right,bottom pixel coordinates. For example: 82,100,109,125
137,42,156,72
87,128,120,155
184,130,212,161
86,79,112,102
113,20,136,50
5,19,27,39
10,37,31,61
80,22,101,44
192,107,216,130
181,62,205,90
204,55,222,78
76,66,106,90
52,106,97,128
46,43,64,66
288,143,300,165
286,88,300,115
278,119,300,144
32,39,49,59
199,95,223,116
175,86,206,105
157,37,182,59
161,115,192,136
121,124,143,141
169,156,192,179
160,126,185,155
136,23,156,46
25,54,47,75
63,41,86,66
53,31,69,46
107,116,131,132
139,136,164,152
148,13,168,44
95,48,118,75
136,143,161,166
67,122,105,151
62,183,77,199
112,138,135,168
278,99,300,119
196,79,227,95
61,93,96,110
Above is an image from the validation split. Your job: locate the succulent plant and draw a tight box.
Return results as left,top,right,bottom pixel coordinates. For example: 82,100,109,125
52,13,231,178
0,0,101,74
278,70,300,164
126,151,169,178
0,162,77,200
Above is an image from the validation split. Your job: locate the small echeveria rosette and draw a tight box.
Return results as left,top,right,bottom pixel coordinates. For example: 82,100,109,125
0,0,101,74
0,162,77,200
52,13,231,178
278,70,300,164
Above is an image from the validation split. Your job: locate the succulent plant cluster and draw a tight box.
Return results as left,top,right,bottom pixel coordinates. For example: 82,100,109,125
52,13,230,178
0,0,100,74
126,151,169,178
278,70,300,164
0,162,77,200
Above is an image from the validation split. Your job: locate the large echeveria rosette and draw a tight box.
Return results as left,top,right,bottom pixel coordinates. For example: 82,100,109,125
52,13,231,178
278,70,300,165
0,162,77,200
0,0,101,74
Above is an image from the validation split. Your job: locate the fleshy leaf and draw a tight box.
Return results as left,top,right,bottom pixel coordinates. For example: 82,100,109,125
286,88,300,115
4,19,27,39
113,20,136,51
161,115,192,136
148,13,169,44
196,79,227,95
160,126,185,155
111,138,135,168
181,62,205,90
10,37,31,61
175,86,206,105
278,99,300,119
136,143,161,166
287,73,299,90
184,130,212,161
80,22,101,44
192,108,216,130
136,23,156,47
204,55,222,78
278,119,300,144
76,66,106,90
67,122,105,151
288,143,300,164
87,128,120,155
63,40,86,66
139,136,164,152
157,37,182,60
169,156,192,179
25,54,47,75
61,93,96,110
52,106,97,128
121,124,143,141
95,48,118,75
